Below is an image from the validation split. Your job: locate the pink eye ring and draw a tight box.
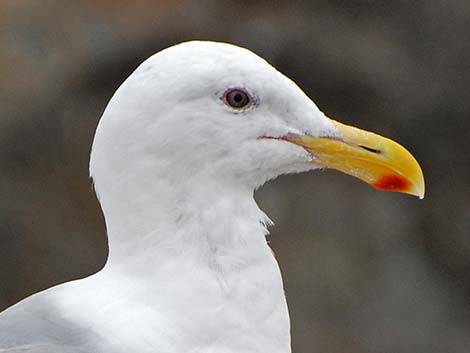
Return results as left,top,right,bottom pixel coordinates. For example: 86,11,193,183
222,88,252,109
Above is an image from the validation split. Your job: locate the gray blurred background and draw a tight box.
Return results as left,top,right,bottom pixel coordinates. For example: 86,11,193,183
0,1,469,352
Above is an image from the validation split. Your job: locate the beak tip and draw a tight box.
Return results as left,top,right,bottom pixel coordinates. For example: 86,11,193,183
415,179,425,200
405,174,425,199
410,166,425,199
372,173,425,199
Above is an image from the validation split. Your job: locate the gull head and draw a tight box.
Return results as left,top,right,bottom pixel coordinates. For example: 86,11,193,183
90,41,424,200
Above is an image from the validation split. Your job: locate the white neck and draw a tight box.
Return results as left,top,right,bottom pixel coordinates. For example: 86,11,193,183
101,176,271,272
91,172,291,352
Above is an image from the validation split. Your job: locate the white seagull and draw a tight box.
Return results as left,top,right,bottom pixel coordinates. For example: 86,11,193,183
0,41,424,353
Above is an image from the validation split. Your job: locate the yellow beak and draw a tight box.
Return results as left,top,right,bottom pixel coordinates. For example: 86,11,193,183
286,118,425,198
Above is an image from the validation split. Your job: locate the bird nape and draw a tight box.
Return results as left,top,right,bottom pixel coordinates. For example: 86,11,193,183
0,41,424,353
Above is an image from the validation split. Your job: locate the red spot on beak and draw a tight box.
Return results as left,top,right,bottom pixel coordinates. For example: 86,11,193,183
373,175,411,192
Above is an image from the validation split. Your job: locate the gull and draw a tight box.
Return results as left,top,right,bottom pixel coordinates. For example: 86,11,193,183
0,41,424,353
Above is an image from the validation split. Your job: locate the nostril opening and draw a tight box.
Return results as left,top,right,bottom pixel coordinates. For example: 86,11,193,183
359,145,382,154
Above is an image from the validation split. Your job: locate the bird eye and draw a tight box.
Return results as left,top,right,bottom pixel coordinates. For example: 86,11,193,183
222,88,252,109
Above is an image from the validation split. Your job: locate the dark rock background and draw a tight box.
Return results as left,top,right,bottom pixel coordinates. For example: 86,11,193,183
0,1,468,352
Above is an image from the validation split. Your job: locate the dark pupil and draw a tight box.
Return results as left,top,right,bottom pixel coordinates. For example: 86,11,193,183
228,90,248,107
234,93,243,102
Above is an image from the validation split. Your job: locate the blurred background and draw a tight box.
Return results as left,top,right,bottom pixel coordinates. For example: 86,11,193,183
0,1,469,352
